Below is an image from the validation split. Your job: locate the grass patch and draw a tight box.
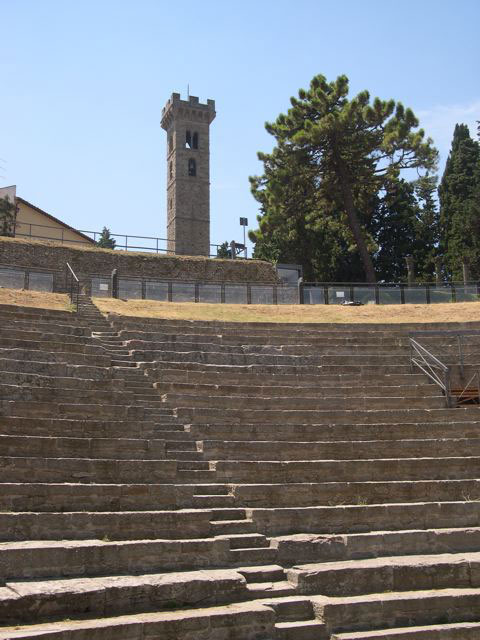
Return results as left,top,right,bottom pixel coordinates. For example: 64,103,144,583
0,288,71,311
93,297,480,324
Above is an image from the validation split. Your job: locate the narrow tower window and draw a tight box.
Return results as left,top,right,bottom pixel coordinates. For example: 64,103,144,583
186,130,192,148
168,136,173,153
169,161,173,179
192,132,199,149
188,158,196,177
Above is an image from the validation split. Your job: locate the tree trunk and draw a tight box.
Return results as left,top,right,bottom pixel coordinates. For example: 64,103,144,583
337,162,377,283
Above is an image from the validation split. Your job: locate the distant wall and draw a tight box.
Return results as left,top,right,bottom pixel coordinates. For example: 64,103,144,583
0,237,278,285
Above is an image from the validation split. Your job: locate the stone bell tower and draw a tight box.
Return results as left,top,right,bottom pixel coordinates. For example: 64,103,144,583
161,93,216,256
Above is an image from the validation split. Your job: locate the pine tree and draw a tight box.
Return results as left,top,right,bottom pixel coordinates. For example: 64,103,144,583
438,124,480,279
216,241,231,258
250,74,438,282
96,227,116,250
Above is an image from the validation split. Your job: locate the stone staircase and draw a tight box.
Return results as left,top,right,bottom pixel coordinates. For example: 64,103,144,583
0,301,479,638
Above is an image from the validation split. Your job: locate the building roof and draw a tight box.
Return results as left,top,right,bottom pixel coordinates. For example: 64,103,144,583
16,197,96,244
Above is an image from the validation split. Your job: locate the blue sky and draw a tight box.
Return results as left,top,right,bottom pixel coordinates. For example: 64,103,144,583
1,0,479,254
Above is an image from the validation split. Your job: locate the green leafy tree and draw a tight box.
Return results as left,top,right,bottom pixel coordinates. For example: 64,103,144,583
96,227,116,249
438,124,480,279
250,74,438,282
0,196,16,237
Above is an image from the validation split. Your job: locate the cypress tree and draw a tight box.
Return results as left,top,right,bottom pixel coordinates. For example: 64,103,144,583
438,124,480,279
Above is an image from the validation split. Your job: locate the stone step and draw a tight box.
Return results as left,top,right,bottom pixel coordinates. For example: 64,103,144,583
177,469,217,482
125,338,411,355
165,440,198,451
0,371,124,390
0,348,110,366
0,456,176,484
149,366,427,386
288,551,480,596
312,588,480,637
273,526,480,566
0,508,213,541
275,619,327,639
0,416,160,438
246,580,296,598
0,358,111,379
0,400,143,420
0,434,166,459
230,546,279,565
0,600,276,640
0,567,250,625
219,533,270,549
3,477,473,513
331,621,480,638
222,479,480,508
177,460,209,470
162,392,444,411
187,420,480,442
133,349,411,367
178,406,479,425
167,450,205,460
194,495,237,507
250,501,480,537
211,519,257,535
0,482,191,512
212,456,480,483
154,381,439,398
0,383,135,404
118,325,414,345
200,438,480,461
237,564,286,583
0,537,235,580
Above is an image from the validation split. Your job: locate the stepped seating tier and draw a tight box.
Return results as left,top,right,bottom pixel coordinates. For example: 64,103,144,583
0,299,479,638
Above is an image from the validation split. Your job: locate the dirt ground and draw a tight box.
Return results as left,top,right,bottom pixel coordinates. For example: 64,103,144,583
93,297,480,324
0,288,71,311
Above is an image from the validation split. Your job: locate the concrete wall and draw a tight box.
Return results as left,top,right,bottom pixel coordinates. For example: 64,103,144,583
0,236,278,285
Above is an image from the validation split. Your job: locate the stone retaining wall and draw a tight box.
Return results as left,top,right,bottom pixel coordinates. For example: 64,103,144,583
0,237,277,283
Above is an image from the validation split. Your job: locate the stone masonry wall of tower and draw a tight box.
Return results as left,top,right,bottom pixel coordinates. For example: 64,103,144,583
161,93,216,257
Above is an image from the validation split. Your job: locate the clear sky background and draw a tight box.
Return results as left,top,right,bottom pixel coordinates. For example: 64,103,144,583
1,0,479,254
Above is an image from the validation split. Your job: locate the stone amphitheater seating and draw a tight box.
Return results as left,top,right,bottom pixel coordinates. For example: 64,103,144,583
0,295,479,638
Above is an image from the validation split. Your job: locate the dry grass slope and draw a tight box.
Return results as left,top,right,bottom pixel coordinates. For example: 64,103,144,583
94,297,480,324
0,288,71,311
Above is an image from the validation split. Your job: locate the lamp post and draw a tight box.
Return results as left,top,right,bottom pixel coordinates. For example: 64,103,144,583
239,217,248,258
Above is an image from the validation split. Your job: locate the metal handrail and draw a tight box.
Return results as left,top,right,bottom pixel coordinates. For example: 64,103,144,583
456,370,480,405
409,338,452,407
65,262,80,312
409,333,480,408
14,221,224,257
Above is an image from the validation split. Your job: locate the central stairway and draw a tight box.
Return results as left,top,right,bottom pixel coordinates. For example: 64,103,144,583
0,300,479,638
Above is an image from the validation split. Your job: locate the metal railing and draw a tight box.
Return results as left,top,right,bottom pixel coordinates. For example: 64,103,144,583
409,330,480,407
409,337,452,407
13,221,224,257
65,263,80,312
